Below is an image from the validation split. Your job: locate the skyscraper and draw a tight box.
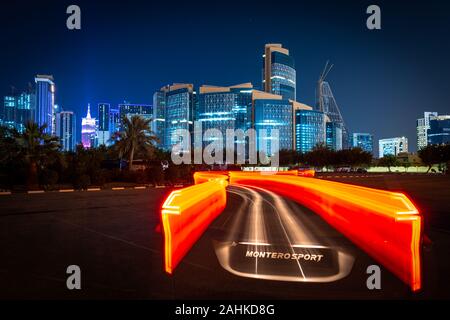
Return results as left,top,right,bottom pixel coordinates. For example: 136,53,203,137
262,44,296,101
153,86,169,148
97,103,111,146
326,120,343,151
428,115,450,145
417,112,438,150
352,133,374,154
164,83,195,151
81,104,96,149
35,75,55,134
294,108,326,153
253,90,294,155
118,103,152,126
1,95,16,129
379,137,408,158
56,111,76,152
1,86,35,133
198,83,253,152
109,107,120,135
316,62,349,149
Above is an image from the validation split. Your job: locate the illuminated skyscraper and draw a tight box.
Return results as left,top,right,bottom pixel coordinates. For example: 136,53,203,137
198,83,253,152
35,75,55,134
294,108,326,153
379,137,408,158
326,120,343,151
253,90,294,155
416,112,438,150
352,133,374,154
262,44,296,101
316,62,349,149
109,107,120,134
81,104,96,148
56,111,76,152
153,86,169,148
97,103,111,146
428,115,450,145
118,103,152,126
163,83,195,151
1,87,35,133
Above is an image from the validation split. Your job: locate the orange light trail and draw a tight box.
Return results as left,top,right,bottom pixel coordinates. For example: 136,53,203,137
160,170,422,291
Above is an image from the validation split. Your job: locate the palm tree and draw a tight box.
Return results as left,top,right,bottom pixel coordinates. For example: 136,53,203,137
113,115,158,170
15,121,60,188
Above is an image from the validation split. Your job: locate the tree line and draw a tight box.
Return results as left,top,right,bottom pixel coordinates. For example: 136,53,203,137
1,117,449,190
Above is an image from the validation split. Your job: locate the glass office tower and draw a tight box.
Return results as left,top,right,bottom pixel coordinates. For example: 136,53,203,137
118,103,152,123
153,86,169,148
97,103,111,146
428,115,450,145
253,93,293,156
164,84,195,151
378,137,408,158
35,75,55,134
2,89,35,133
294,109,326,153
198,83,253,151
417,112,438,149
326,121,343,151
109,107,120,134
352,133,374,154
81,104,97,149
56,111,76,152
262,44,296,101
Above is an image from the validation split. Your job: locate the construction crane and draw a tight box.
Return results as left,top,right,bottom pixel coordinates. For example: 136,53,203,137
316,61,350,148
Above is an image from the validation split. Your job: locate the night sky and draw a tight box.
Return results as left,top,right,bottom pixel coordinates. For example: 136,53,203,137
1,0,450,153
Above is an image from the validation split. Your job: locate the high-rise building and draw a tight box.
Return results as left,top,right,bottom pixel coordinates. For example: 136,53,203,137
109,107,120,135
1,95,16,129
253,90,294,155
294,108,326,153
262,44,296,101
428,115,450,145
118,103,152,127
56,111,76,151
352,133,374,154
97,103,111,146
316,62,349,149
35,75,55,134
416,112,438,150
198,83,253,152
1,87,35,133
164,83,195,151
326,120,343,151
81,104,96,149
379,137,408,158
153,86,169,148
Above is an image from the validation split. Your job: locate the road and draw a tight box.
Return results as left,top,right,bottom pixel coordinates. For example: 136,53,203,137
0,181,448,299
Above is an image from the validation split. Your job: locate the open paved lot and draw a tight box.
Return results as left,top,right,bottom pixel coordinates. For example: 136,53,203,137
0,174,449,299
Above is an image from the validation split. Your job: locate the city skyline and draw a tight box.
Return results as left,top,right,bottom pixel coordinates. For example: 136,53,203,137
1,1,450,154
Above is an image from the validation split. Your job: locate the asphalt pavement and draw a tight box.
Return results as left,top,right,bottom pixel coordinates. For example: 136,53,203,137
1,185,435,299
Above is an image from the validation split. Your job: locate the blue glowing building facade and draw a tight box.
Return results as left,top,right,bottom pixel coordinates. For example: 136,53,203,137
262,44,296,101
198,83,253,150
163,84,195,151
326,120,343,151
253,91,294,155
56,111,76,151
352,132,374,154
35,75,55,134
1,87,35,133
294,109,326,153
153,86,169,148
428,115,450,145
